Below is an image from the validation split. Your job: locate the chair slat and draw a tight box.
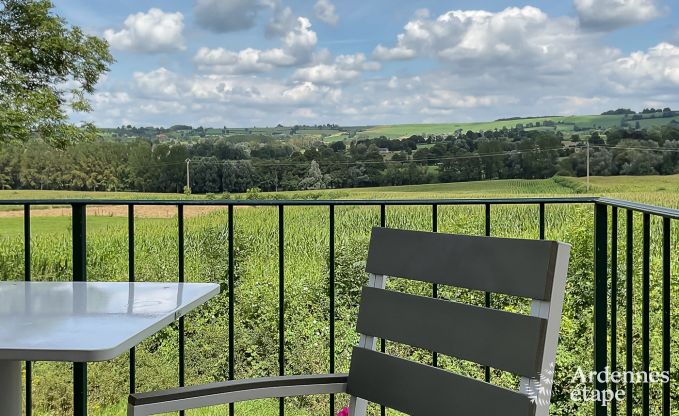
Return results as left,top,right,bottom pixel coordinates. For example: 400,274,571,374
356,287,547,377
365,227,561,300
347,347,536,416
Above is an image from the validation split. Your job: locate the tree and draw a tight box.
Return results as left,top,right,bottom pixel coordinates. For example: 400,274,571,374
0,0,113,148
589,132,604,145
299,160,331,190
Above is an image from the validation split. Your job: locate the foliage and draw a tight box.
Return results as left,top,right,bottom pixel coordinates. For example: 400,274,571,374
3,126,679,195
298,160,331,190
0,183,677,415
0,0,113,148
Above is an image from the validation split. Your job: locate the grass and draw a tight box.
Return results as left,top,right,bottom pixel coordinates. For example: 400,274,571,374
357,114,679,138
0,189,203,201
1,176,678,416
76,399,319,416
0,216,122,237
351,178,575,195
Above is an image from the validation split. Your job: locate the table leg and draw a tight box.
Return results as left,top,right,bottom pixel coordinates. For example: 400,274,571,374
0,360,22,416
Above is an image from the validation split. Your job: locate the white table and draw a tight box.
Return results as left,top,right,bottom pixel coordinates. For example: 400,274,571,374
0,281,220,416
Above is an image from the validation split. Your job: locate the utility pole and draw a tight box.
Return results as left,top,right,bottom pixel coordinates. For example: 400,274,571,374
586,141,590,192
185,159,191,193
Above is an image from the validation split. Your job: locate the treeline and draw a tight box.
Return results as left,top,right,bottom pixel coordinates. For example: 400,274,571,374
601,107,675,115
2,126,679,193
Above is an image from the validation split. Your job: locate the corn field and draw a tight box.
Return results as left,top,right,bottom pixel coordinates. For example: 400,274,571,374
0,196,677,416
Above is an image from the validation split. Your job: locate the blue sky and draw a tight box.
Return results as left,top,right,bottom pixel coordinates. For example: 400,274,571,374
53,0,679,127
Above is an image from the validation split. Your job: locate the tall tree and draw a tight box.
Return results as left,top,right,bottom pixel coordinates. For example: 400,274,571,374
0,0,113,148
299,160,331,190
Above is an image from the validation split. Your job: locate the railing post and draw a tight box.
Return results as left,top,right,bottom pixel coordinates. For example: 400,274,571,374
228,205,235,416
379,204,386,416
329,205,335,416
625,210,634,416
178,205,186,416
594,203,607,416
484,203,492,383
24,205,32,416
72,204,87,416
642,214,650,416
128,205,136,395
432,204,438,368
611,207,618,416
662,218,671,416
278,205,285,416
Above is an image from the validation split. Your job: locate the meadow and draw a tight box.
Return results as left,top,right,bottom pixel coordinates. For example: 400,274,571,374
0,176,677,415
357,114,679,139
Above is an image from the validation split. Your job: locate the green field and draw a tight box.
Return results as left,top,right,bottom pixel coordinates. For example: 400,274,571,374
1,177,677,416
357,114,679,139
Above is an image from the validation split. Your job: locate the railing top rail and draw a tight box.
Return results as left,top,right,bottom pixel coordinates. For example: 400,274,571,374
0,196,676,217
0,197,596,206
596,197,679,220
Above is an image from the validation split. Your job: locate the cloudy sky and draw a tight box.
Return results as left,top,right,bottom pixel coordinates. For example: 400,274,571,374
53,0,679,127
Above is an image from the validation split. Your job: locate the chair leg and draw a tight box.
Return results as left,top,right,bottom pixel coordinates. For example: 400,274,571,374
349,396,368,416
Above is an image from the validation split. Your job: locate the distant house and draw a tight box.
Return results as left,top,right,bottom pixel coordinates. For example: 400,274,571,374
377,147,390,154
156,133,169,142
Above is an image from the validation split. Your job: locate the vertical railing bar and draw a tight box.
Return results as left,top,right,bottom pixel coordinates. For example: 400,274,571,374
128,205,136,395
594,203,608,416
228,205,235,416
72,204,87,416
484,203,491,383
662,217,671,416
539,203,545,240
380,204,385,416
432,204,438,368
329,205,336,416
611,207,618,416
24,204,32,416
178,205,185,416
642,213,650,416
626,209,633,416
279,205,285,416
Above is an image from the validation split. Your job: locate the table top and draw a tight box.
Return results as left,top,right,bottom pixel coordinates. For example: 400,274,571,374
0,281,219,362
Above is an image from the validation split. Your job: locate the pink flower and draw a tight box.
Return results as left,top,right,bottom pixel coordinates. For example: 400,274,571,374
337,406,350,416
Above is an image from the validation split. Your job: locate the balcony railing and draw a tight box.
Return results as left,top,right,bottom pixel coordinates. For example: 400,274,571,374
0,196,676,416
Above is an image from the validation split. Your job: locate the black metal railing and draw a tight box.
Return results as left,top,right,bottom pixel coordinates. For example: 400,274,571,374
1,196,675,416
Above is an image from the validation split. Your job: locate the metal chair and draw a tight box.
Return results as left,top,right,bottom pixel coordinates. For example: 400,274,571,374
128,227,570,416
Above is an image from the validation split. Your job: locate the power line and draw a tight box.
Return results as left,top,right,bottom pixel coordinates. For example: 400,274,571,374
134,143,679,171
168,146,566,169
591,145,679,153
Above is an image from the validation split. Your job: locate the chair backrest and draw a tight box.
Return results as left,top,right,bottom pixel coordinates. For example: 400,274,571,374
345,227,571,416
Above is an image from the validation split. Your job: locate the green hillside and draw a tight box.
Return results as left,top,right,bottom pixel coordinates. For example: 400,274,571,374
356,114,679,139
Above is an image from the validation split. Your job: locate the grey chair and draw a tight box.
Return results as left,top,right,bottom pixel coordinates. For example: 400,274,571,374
128,227,570,416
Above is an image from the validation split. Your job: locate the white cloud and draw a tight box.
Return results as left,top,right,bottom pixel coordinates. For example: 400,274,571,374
293,53,380,84
373,6,588,69
267,5,297,37
132,68,183,98
195,15,318,73
314,0,339,26
281,17,318,59
371,5,625,92
373,44,417,60
606,43,679,92
574,0,661,31
194,47,295,74
293,64,360,84
84,5,679,127
194,0,268,33
104,8,185,53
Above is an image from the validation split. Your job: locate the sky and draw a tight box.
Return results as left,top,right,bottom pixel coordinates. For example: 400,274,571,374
52,0,679,128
